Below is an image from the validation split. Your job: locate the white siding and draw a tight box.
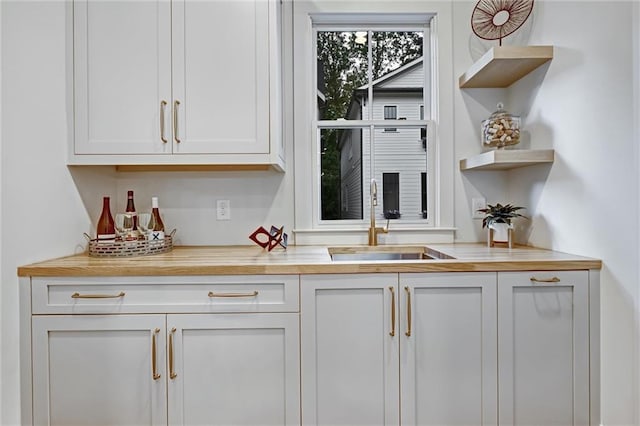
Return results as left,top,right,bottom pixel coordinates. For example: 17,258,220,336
362,94,427,222
377,61,423,89
339,129,363,219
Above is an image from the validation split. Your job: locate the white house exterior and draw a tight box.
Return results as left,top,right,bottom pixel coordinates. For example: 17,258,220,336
339,57,429,222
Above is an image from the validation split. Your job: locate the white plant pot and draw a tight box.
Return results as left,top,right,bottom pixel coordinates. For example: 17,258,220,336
488,222,514,248
490,222,511,242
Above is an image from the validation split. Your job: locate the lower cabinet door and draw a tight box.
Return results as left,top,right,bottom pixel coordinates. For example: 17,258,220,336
32,314,167,426
399,272,498,426
167,313,300,426
300,274,400,426
498,271,590,426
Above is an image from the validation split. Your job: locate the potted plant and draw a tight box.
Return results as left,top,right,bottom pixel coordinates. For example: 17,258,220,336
477,203,527,247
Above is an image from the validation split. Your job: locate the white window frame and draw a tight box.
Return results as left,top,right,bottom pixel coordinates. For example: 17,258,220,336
292,2,455,245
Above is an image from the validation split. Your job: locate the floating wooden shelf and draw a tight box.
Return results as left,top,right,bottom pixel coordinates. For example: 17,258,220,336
459,149,554,171
459,46,553,88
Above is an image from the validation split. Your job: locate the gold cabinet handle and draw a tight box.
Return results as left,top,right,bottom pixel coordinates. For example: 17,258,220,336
404,286,412,337
71,291,125,299
169,327,177,379
160,100,168,143
208,291,259,298
389,286,396,337
152,328,161,380
530,277,561,283
173,100,181,143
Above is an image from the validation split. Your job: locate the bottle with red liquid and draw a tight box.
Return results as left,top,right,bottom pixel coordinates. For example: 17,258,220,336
96,196,116,243
150,196,165,241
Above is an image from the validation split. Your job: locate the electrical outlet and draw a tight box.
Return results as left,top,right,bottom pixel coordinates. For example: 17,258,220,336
472,197,486,219
216,200,231,220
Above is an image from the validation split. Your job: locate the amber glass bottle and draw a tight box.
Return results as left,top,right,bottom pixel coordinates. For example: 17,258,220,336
96,197,116,243
150,196,165,240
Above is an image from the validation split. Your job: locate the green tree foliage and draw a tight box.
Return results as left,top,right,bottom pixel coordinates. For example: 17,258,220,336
317,31,423,220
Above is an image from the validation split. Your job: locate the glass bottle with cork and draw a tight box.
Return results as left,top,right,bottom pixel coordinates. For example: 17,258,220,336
96,196,116,244
149,196,165,241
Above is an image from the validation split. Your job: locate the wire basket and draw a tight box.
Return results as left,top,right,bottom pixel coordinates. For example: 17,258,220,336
85,230,176,258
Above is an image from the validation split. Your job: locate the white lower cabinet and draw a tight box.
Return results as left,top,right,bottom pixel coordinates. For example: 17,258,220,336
302,271,596,426
24,270,597,426
399,273,497,426
300,274,399,426
301,272,497,426
167,313,299,426
497,270,591,426
26,276,300,426
32,314,168,426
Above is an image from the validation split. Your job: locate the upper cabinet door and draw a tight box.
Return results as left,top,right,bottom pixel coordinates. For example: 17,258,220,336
171,0,271,155
73,0,172,155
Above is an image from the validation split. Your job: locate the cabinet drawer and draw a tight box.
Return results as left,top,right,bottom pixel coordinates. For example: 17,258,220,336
32,275,299,314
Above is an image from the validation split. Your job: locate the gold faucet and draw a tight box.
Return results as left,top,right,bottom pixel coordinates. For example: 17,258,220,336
368,178,389,246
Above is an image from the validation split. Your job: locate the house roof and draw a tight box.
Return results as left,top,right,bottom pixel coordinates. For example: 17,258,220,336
357,56,423,91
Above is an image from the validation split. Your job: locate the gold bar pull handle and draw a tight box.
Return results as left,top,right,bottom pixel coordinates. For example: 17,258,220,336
389,286,396,337
152,328,161,380
160,100,168,143
530,277,561,283
71,291,125,299
169,327,177,379
404,286,412,337
208,291,259,298
173,100,181,143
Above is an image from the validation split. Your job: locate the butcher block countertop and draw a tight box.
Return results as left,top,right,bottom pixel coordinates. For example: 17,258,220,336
18,244,602,277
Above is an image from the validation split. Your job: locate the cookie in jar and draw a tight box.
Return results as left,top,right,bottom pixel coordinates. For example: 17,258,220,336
481,103,521,148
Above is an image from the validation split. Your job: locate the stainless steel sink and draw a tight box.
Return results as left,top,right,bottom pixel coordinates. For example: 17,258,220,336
328,246,452,262
330,252,429,261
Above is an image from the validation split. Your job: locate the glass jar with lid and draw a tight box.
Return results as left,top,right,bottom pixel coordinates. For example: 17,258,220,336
481,103,521,149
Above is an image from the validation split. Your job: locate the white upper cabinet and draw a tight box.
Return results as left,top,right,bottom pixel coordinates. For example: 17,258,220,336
73,0,172,155
72,0,284,170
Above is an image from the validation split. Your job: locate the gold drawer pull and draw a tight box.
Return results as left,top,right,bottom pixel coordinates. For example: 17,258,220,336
208,291,258,298
389,286,396,337
404,286,412,337
530,277,561,283
152,328,161,380
71,291,125,299
160,100,168,143
173,100,181,143
169,327,177,379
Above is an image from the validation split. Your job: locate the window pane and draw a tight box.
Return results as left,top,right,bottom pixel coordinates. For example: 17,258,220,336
421,172,428,219
384,106,397,119
316,31,369,121
320,128,365,220
370,125,428,221
383,173,400,219
371,31,425,116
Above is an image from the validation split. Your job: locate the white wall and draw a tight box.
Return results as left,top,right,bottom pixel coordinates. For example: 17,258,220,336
454,1,640,424
0,2,111,425
2,1,639,425
634,1,640,424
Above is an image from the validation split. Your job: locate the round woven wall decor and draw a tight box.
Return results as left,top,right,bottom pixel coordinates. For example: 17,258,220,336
471,0,534,46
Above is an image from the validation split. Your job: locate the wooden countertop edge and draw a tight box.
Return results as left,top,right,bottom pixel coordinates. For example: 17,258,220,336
17,259,603,277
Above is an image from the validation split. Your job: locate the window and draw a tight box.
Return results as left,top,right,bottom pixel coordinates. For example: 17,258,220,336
293,5,456,242
314,22,431,225
384,106,397,132
420,105,427,149
383,173,400,219
421,172,428,219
